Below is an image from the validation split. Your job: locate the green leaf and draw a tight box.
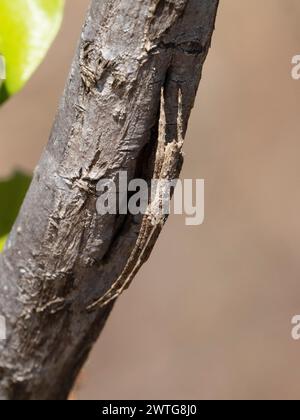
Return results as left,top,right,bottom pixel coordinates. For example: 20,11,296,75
0,0,64,104
0,235,7,251
0,171,32,251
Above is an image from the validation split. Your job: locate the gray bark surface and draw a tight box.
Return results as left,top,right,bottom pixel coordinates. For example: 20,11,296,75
0,0,219,400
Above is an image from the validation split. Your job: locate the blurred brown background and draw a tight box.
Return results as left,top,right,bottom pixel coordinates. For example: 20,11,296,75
1,0,300,400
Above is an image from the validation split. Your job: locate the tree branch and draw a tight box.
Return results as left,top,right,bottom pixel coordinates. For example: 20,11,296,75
0,0,219,400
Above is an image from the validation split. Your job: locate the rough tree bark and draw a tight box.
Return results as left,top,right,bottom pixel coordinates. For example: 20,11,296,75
0,0,219,400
